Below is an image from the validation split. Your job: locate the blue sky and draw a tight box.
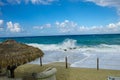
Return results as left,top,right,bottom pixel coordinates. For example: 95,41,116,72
0,0,120,37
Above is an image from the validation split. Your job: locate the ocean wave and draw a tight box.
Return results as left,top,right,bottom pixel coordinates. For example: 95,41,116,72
27,39,120,52
28,39,120,70
27,39,78,51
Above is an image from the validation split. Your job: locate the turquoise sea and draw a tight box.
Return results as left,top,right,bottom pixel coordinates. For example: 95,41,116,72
0,34,120,70
0,34,120,45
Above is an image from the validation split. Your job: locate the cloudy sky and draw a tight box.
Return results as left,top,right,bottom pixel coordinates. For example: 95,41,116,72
0,0,120,37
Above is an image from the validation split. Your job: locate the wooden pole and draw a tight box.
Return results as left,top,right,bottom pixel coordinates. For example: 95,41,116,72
97,57,99,70
65,56,68,69
40,57,42,66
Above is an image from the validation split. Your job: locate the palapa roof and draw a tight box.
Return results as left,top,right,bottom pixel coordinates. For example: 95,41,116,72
0,40,44,68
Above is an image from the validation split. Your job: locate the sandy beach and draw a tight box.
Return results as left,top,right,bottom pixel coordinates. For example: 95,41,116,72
14,62,120,80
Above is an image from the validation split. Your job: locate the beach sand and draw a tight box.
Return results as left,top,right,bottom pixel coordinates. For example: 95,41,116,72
14,62,120,80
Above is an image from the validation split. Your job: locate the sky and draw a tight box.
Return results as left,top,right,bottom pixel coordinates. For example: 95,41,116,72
0,0,120,37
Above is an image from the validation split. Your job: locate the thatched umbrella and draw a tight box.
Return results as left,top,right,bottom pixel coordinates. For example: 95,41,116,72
0,39,44,77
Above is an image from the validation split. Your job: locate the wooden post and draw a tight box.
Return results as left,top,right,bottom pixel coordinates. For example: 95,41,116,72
65,56,68,69
40,57,42,66
97,57,99,70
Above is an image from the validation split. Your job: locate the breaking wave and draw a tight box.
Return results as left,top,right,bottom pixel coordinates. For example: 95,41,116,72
28,39,120,52
28,39,120,70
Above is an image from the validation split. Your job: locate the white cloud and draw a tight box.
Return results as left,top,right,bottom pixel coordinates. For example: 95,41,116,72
45,23,51,28
33,26,44,29
33,20,120,34
0,20,4,31
7,0,21,4
0,0,21,5
30,0,57,5
55,20,78,33
6,21,22,33
0,20,3,25
0,1,5,6
0,28,3,31
33,23,51,30
84,0,120,15
55,20,120,34
78,22,120,34
0,0,58,5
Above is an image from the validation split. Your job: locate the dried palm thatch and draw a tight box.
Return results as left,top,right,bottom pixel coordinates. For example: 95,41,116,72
0,40,44,68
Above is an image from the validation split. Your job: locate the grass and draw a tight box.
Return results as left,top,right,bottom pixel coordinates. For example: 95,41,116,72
15,62,120,80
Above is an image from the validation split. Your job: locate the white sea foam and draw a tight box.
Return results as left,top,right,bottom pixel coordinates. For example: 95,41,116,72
27,39,78,51
28,39,120,70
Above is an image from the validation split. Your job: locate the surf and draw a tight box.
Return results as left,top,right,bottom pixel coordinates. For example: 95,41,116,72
28,39,120,70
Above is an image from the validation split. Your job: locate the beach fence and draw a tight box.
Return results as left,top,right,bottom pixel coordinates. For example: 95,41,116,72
39,56,69,69
40,57,42,66
39,56,120,70
65,56,68,69
97,58,99,70
64,57,99,70
64,57,120,70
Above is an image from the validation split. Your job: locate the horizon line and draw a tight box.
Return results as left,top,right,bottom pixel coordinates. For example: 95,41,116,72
0,33,120,38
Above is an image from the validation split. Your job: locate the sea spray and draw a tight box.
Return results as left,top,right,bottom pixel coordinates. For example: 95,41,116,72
28,39,120,70
28,39,78,51
60,39,77,50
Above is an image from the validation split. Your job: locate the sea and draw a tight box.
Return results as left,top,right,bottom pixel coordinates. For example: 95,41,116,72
0,34,120,70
